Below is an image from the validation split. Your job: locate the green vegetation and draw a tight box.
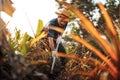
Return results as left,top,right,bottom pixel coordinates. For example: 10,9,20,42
0,0,120,80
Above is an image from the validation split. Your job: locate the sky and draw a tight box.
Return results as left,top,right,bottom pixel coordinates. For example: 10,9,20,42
1,0,58,37
1,0,107,37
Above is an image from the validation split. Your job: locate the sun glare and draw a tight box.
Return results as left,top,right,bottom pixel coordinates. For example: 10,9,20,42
1,0,57,37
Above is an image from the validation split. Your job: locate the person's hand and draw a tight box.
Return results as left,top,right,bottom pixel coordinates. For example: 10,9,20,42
52,50,57,57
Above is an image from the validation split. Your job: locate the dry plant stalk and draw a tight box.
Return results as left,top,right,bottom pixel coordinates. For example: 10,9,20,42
50,26,117,79
98,2,120,65
50,1,120,80
58,1,118,62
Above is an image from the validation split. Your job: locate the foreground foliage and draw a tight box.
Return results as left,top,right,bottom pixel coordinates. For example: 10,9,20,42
0,0,120,80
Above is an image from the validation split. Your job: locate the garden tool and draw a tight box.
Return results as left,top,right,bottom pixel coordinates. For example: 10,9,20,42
50,36,62,73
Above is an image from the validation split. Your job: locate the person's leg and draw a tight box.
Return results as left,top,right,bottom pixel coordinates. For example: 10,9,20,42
58,42,66,53
58,43,66,66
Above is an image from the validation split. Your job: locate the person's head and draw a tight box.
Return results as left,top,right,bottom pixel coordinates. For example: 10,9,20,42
55,8,71,26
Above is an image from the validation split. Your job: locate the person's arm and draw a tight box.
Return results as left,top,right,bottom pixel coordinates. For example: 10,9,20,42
45,18,57,51
48,37,56,51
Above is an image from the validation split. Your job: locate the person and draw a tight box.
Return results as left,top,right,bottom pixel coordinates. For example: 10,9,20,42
43,9,73,74
43,8,74,76
44,8,72,54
